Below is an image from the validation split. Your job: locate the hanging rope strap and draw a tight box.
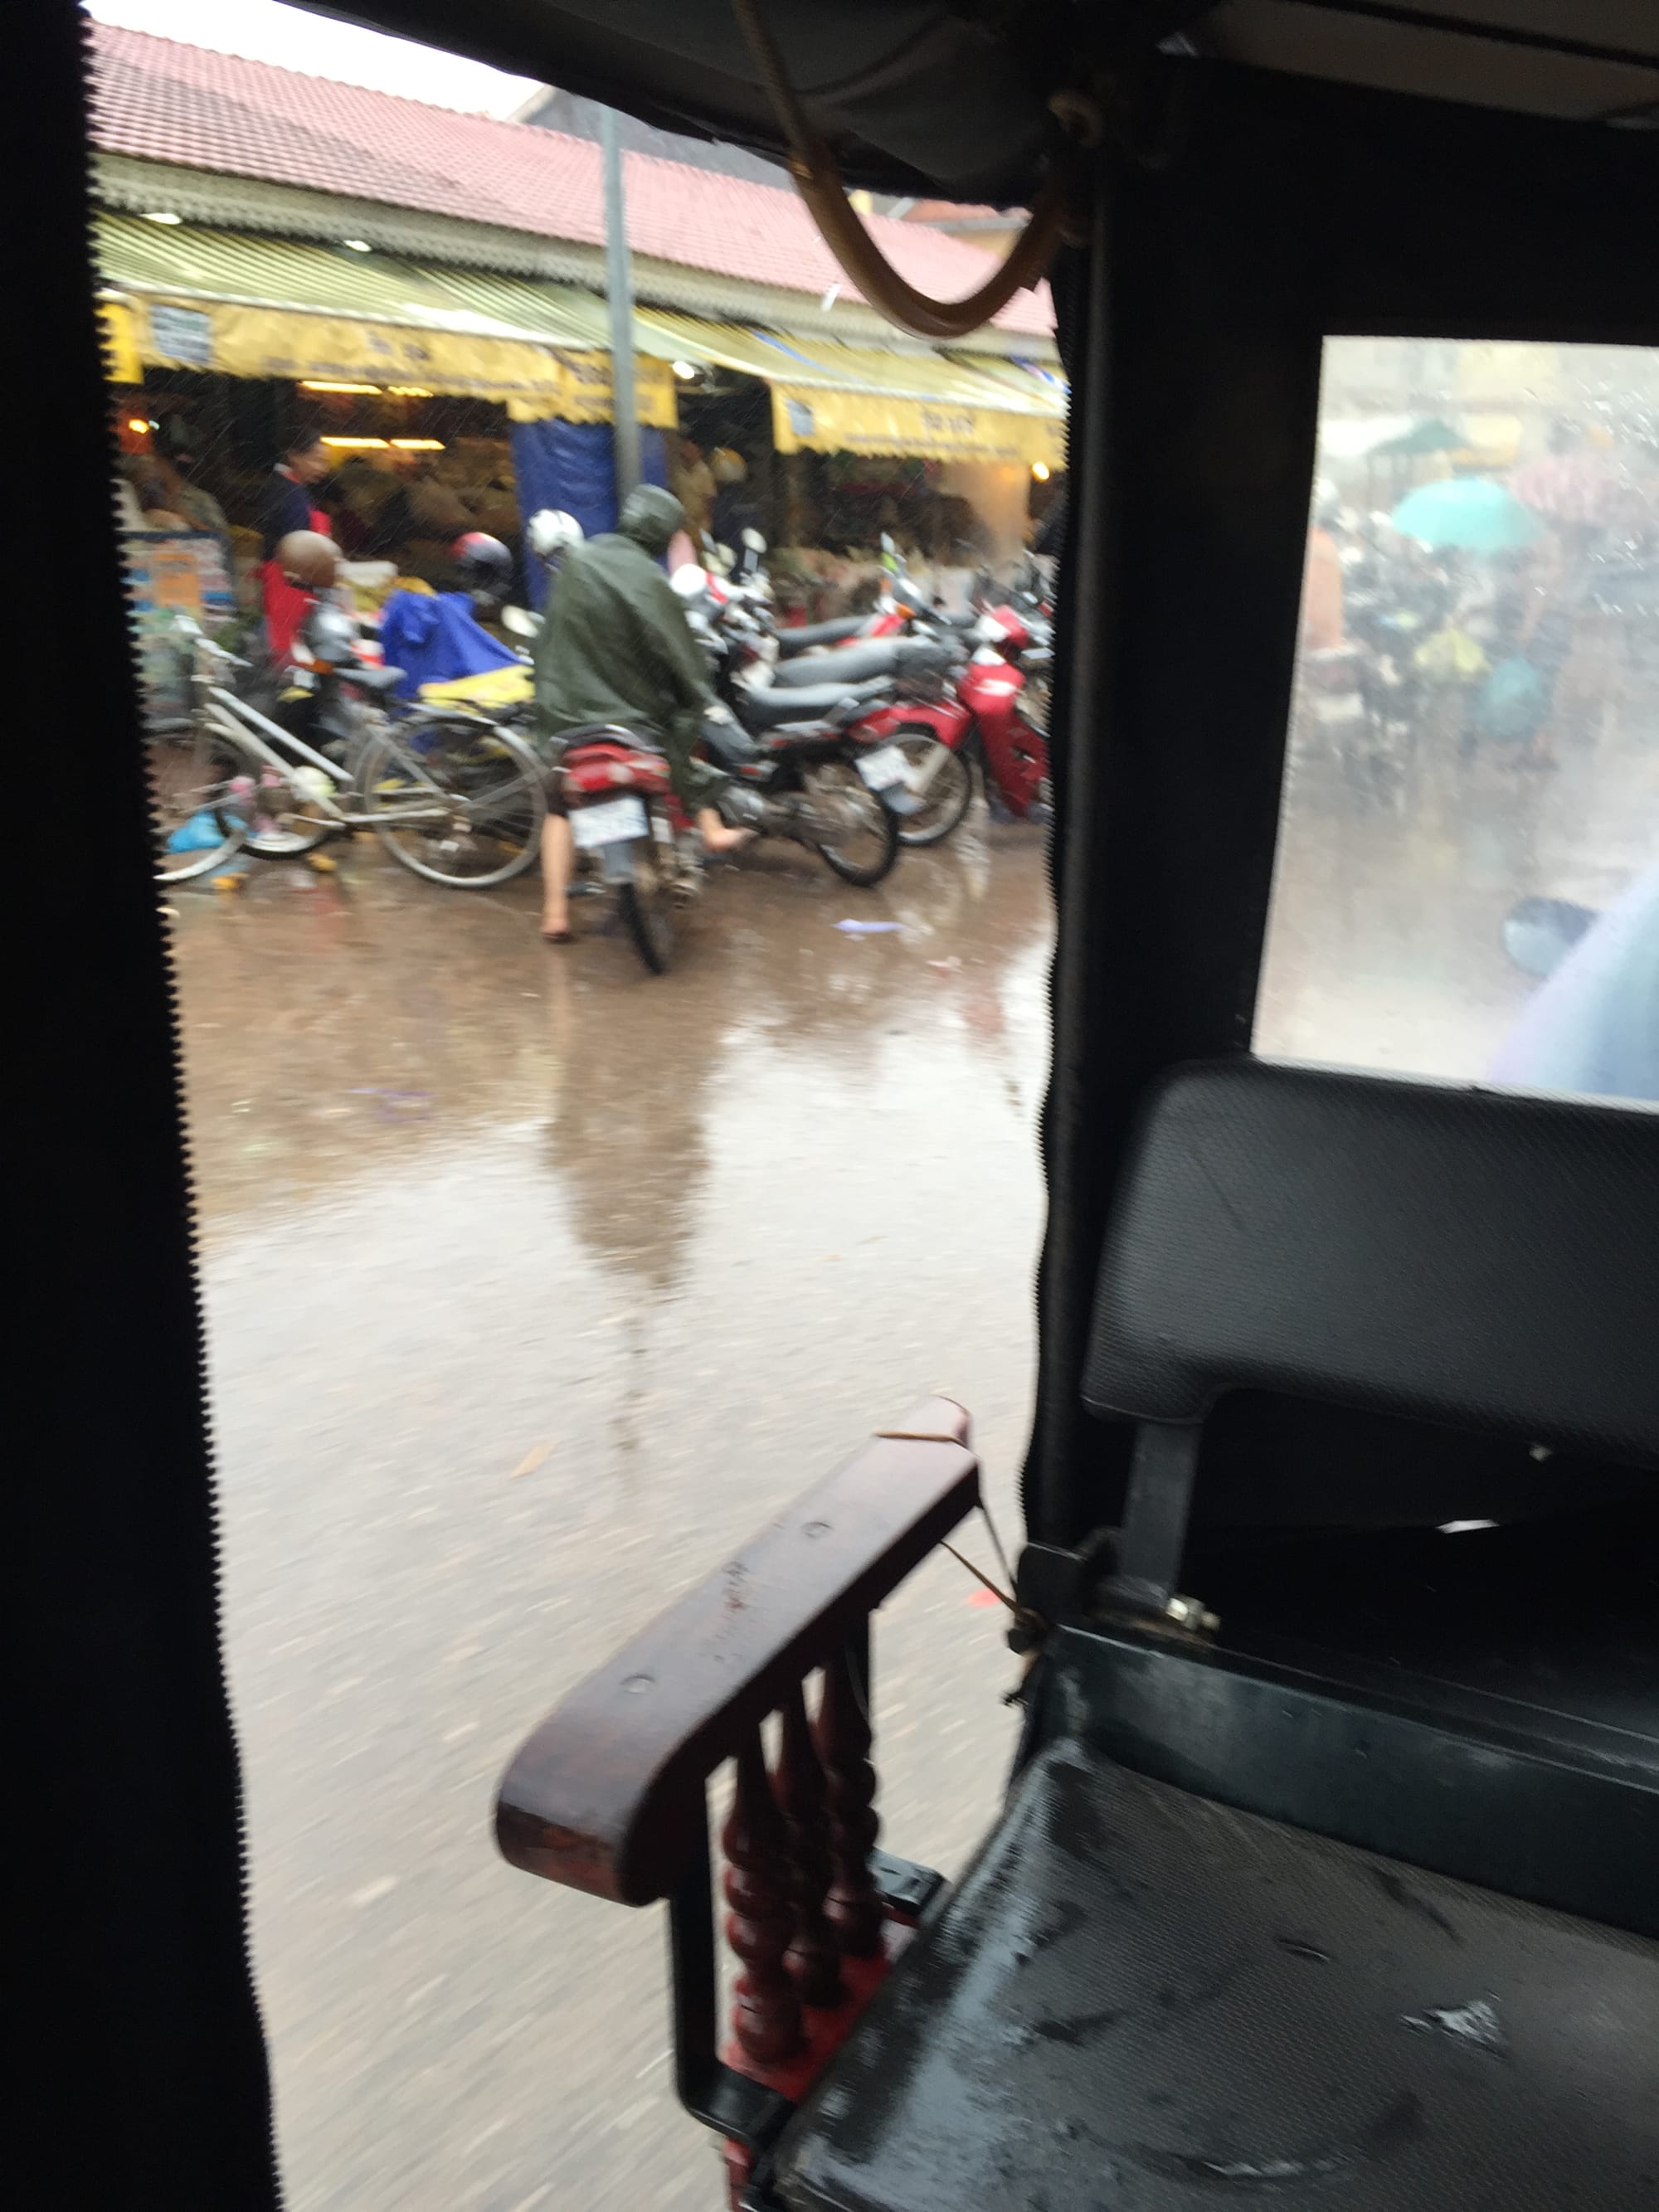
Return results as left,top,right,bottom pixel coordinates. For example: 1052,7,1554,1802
728,0,1068,340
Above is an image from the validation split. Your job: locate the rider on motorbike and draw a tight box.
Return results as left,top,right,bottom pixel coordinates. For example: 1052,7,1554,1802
532,482,751,943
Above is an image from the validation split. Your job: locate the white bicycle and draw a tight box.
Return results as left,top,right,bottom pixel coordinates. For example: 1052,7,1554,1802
149,618,546,890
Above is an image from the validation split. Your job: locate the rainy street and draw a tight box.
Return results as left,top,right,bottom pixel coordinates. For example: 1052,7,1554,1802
177,824,1053,2212
173,624,1659,2210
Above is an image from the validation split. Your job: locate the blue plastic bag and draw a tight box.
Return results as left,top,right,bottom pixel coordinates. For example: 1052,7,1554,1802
167,809,229,853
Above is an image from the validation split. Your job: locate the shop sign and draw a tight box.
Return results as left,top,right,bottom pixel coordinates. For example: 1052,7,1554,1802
124,528,237,724
146,302,213,367
771,382,1064,470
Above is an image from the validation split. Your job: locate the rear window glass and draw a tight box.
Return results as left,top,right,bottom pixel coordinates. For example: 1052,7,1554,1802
1254,338,1659,1108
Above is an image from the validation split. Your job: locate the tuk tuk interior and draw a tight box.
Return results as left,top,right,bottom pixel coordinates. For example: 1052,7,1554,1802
22,5,1659,2209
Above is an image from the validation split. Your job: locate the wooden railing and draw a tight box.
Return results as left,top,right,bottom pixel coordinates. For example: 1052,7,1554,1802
495,1399,980,2170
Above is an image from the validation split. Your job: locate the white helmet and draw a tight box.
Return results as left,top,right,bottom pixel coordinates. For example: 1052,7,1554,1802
528,508,584,564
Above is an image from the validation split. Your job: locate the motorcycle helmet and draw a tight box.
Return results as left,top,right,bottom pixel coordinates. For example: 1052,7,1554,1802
527,509,584,566
452,530,513,610
295,601,359,671
275,529,341,590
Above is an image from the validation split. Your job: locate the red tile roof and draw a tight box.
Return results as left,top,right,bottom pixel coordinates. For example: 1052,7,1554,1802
90,25,1053,337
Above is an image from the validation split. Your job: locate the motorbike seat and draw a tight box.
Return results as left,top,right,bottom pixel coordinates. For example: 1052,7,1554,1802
733,677,890,732
776,615,868,655
769,637,948,688
343,662,403,694
554,722,665,752
698,714,764,771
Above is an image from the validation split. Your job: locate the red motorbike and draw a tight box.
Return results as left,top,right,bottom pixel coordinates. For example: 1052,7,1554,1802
773,541,1051,847
559,727,698,974
858,603,1052,847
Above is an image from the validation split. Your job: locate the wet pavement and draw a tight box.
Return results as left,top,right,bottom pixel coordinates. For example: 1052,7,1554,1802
173,821,1054,2212
173,659,1657,2210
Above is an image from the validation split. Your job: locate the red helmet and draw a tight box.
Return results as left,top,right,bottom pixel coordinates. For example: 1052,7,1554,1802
452,531,513,604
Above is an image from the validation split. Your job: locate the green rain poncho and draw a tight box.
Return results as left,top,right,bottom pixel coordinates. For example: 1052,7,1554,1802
532,482,722,808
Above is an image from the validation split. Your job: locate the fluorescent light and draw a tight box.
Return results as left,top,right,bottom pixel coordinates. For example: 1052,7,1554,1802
320,435,391,450
341,239,372,253
671,360,699,381
1030,460,1051,481
301,379,382,394
387,385,434,397
143,210,182,225
390,438,445,451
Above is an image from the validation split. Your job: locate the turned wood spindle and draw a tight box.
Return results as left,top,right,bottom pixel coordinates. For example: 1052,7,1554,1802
772,1676,844,2007
722,1725,805,2066
814,1636,883,1957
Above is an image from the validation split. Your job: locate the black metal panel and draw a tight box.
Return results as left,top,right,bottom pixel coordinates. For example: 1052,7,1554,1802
1046,1624,1659,1937
1024,65,1659,1548
14,10,280,2207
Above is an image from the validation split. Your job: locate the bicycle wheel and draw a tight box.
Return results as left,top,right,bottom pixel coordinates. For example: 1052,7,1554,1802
148,718,258,883
358,718,546,888
241,762,337,859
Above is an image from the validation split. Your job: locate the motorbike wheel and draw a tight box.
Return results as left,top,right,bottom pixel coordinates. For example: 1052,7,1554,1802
801,759,901,887
358,719,546,888
616,834,676,974
888,726,975,848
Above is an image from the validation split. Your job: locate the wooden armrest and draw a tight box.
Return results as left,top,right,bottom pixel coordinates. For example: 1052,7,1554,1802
495,1398,978,1906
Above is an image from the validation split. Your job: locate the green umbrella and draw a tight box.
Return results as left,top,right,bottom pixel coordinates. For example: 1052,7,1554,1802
1390,477,1541,553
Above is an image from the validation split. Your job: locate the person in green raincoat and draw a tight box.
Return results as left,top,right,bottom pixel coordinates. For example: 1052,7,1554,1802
532,483,751,941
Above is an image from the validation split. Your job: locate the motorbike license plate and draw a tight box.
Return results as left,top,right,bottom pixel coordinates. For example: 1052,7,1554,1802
572,795,649,849
857,746,911,792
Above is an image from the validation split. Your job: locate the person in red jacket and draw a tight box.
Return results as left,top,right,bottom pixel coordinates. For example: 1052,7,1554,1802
260,430,333,664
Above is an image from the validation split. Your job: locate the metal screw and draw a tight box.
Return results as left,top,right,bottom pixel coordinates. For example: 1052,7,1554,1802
1163,1594,1220,1636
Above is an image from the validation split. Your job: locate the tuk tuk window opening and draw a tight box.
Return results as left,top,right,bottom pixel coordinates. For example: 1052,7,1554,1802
1253,335,1659,1112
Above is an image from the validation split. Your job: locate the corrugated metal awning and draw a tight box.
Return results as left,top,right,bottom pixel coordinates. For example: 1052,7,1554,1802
96,214,679,421
96,214,1066,462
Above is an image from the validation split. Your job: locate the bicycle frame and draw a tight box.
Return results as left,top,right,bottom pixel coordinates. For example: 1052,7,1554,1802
195,677,490,833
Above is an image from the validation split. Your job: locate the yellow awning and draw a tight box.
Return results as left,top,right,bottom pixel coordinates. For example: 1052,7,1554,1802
631,318,1067,467
98,216,678,427
771,386,1064,469
100,299,143,386
179,301,676,425
96,213,1065,459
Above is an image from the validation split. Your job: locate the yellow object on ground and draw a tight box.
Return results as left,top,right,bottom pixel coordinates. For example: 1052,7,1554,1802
418,664,533,708
1414,625,1489,683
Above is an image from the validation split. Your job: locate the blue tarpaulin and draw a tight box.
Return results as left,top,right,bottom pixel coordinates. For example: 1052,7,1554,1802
508,421,669,605
377,590,519,698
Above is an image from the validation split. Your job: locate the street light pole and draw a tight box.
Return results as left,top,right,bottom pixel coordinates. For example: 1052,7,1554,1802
598,104,640,506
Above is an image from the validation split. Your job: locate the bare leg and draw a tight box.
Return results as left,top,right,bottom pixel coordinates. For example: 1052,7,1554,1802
541,813,576,939
698,804,755,857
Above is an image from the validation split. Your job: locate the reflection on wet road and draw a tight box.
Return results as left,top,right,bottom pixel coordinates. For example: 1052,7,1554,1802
173,829,1053,2212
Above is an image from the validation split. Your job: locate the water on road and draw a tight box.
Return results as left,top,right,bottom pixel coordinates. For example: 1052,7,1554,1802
174,826,1053,2212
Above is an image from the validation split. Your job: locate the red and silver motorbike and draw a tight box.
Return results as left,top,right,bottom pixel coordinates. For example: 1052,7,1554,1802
557,726,698,974
761,542,1051,847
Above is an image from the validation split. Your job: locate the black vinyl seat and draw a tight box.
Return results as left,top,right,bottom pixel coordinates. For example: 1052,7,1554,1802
733,677,890,731
777,1746,1659,2212
776,616,868,654
776,1059,1659,2212
769,637,953,688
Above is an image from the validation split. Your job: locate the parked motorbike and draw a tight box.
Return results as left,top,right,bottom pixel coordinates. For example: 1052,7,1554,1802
763,542,1053,845
673,566,919,888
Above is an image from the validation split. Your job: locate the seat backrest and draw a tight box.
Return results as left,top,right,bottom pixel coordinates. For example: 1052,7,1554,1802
1085,1058,1659,1469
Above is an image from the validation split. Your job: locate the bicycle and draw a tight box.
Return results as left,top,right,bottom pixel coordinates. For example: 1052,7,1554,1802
149,617,547,890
